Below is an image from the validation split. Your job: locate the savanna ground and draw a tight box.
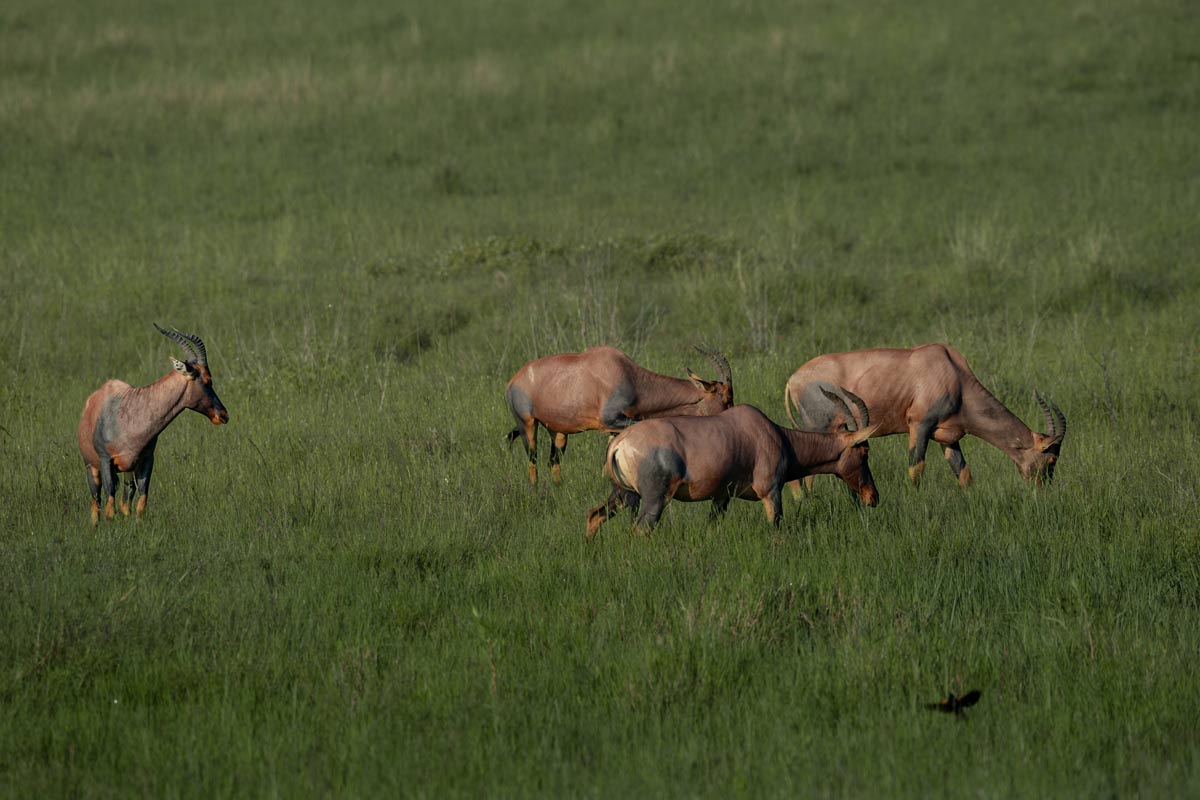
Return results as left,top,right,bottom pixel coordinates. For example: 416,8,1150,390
1,0,1198,796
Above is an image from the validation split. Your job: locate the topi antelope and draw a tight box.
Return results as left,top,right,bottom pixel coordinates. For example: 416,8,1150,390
77,324,228,524
783,343,1066,492
585,390,878,538
506,345,733,486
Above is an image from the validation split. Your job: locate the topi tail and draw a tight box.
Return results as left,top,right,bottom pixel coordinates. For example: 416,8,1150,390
784,384,801,429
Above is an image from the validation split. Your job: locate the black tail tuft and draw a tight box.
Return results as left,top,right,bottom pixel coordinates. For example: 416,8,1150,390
506,428,522,448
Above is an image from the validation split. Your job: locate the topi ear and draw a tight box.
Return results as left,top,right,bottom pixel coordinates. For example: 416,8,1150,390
1034,432,1062,454
171,357,196,378
687,369,715,392
848,423,880,446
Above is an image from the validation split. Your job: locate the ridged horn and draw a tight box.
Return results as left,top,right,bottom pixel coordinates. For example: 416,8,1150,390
819,387,858,432
155,323,208,365
693,344,732,386
1035,390,1065,439
841,387,871,430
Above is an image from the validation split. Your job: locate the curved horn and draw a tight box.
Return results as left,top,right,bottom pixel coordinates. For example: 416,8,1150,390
1050,397,1066,441
840,387,871,430
693,345,732,386
1035,390,1064,439
180,331,209,365
819,387,858,432
1034,390,1052,433
155,323,208,365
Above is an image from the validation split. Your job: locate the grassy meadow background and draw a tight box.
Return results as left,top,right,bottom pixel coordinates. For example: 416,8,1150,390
2,0,1199,795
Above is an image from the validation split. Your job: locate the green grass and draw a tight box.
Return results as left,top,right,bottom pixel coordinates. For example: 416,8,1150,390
2,0,1199,796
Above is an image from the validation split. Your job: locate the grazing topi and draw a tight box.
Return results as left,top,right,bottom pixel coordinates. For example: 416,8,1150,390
586,389,878,537
784,342,1066,491
506,345,733,486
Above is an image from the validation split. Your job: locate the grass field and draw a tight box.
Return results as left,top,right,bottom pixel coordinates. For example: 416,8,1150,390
2,0,1199,796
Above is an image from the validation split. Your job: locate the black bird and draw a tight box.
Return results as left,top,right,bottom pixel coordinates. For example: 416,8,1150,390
926,689,982,718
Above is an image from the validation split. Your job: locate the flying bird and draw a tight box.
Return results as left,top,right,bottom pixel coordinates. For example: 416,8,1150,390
926,690,982,719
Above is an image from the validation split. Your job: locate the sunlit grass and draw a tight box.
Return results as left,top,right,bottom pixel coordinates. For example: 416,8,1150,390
1,0,1198,796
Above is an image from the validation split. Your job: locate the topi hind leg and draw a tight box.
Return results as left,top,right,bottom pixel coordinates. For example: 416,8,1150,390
100,457,118,520
586,486,636,538
625,492,640,522
634,495,668,535
631,463,681,536
521,418,539,486
86,466,102,526
585,500,609,539
632,475,676,536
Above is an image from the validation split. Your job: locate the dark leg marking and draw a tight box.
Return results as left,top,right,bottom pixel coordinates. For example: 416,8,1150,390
632,448,685,534
549,432,568,463
99,458,116,501
100,457,118,520
86,466,101,525
907,418,937,487
635,496,667,533
134,444,156,517
944,442,971,489
908,396,959,487
621,491,641,523
505,384,534,429
586,485,639,538
121,478,136,516
86,467,101,503
549,432,568,484
600,383,638,430
93,397,123,519
506,384,539,485
522,420,538,485
708,489,732,520
762,486,783,526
